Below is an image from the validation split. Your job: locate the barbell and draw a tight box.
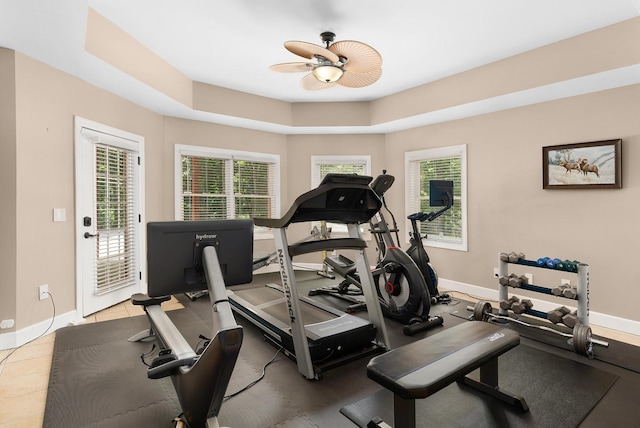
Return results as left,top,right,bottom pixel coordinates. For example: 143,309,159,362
469,301,608,358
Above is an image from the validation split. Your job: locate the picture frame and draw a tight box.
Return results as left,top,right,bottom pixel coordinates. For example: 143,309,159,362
542,139,622,189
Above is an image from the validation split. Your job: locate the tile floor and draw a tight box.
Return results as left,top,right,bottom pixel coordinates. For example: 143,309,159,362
0,293,638,428
0,296,183,428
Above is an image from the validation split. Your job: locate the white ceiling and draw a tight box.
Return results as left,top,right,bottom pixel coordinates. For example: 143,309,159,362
1,0,639,132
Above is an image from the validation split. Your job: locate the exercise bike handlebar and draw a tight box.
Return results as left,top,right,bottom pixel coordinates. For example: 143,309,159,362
408,192,453,223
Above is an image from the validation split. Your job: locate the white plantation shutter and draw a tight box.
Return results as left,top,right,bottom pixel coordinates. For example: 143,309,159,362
94,144,138,294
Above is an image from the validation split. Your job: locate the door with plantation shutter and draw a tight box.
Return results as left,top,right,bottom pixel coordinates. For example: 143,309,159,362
75,118,144,317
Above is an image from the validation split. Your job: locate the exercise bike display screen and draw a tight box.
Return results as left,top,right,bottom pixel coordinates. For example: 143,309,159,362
147,219,254,297
429,180,454,206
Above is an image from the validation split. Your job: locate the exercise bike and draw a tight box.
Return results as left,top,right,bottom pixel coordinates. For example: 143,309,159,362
405,179,454,305
310,172,451,335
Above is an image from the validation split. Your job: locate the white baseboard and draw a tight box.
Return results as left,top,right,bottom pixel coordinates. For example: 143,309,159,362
0,309,79,351
440,278,640,336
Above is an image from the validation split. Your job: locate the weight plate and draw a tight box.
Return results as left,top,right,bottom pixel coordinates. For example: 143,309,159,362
474,300,492,321
572,323,592,356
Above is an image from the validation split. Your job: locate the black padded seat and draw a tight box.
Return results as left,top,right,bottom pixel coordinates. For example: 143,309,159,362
367,321,528,428
130,293,171,307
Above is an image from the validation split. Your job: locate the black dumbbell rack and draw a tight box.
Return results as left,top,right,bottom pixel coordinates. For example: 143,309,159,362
498,254,589,327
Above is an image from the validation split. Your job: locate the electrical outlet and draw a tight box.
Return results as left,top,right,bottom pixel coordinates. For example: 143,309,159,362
561,278,571,286
0,319,15,329
39,284,49,300
524,273,533,284
493,267,499,278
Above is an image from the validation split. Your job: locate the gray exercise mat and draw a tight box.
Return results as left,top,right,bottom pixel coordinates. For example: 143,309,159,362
43,312,302,428
340,344,618,428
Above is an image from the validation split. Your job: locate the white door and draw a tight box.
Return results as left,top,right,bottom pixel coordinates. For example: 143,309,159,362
75,117,144,317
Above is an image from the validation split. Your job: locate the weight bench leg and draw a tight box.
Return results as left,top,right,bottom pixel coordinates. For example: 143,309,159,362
460,357,529,412
393,394,416,428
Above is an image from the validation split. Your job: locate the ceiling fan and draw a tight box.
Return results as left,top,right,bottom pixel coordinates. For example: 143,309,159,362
269,32,382,90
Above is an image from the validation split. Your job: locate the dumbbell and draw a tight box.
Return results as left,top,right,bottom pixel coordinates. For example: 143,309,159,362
500,295,520,311
499,273,528,288
552,284,578,299
500,252,525,263
546,258,563,268
498,274,520,286
509,252,525,263
498,275,511,286
511,299,533,314
509,274,529,287
563,260,580,272
562,287,578,299
547,306,571,324
562,310,579,328
536,257,550,266
552,284,569,296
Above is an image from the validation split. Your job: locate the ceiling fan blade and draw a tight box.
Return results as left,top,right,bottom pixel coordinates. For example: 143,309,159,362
329,40,382,73
337,67,382,88
300,73,337,90
269,62,313,73
285,41,340,63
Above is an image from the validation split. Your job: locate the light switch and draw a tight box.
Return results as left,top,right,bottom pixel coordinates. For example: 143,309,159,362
53,208,66,222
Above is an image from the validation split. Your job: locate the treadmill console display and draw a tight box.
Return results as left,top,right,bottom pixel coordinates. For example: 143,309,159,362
147,219,254,297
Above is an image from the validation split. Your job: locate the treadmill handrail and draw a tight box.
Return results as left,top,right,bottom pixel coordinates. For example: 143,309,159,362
288,237,367,258
254,175,382,229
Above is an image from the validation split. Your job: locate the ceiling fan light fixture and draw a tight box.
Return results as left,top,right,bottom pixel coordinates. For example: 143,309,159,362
312,65,343,83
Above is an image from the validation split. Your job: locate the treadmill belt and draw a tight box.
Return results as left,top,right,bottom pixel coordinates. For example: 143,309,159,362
233,286,334,325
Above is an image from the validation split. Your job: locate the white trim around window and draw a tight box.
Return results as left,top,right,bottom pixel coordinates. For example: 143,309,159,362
174,144,280,239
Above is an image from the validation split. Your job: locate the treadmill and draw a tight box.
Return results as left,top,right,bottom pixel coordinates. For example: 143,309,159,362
228,173,391,380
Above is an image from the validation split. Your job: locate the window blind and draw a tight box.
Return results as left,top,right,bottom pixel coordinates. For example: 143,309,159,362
180,153,277,223
94,144,138,295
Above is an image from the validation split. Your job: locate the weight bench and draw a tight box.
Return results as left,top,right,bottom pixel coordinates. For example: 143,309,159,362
366,321,528,428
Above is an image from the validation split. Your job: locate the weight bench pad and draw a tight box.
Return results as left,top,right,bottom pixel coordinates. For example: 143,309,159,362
367,321,519,400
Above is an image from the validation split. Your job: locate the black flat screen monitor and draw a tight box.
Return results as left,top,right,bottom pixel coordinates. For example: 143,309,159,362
430,180,454,207
147,219,254,297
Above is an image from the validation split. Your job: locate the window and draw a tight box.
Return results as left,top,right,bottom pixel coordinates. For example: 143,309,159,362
311,156,370,183
405,145,467,251
175,145,280,237
311,155,371,235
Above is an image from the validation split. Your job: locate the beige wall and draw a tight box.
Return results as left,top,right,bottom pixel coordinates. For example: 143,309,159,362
0,49,17,330
385,84,640,321
2,16,640,339
11,52,164,329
